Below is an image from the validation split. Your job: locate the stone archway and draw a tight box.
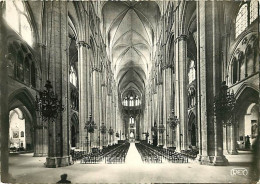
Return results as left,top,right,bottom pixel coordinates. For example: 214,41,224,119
71,113,79,148
8,88,41,156
71,125,76,147
188,111,197,148
9,107,34,152
235,87,259,151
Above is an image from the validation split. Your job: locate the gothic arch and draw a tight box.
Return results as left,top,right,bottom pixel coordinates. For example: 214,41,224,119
9,88,35,112
235,85,259,119
187,111,197,147
23,1,40,45
8,88,37,153
179,1,196,35
6,37,42,80
235,83,259,100
70,113,79,148
168,33,175,66
227,31,257,73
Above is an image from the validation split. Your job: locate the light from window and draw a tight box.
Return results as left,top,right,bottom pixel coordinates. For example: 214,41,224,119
70,66,77,87
21,131,24,137
235,4,248,38
188,60,196,84
5,1,33,46
130,117,134,124
250,0,258,24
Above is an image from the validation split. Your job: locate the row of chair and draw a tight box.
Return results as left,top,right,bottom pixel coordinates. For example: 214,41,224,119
155,146,188,163
80,143,130,164
181,149,199,160
104,143,130,164
135,143,162,163
80,144,121,164
136,142,189,163
70,150,87,162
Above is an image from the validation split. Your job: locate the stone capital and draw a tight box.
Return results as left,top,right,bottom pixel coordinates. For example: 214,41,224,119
174,34,187,43
161,63,173,70
37,43,47,49
77,41,90,49
35,124,47,129
156,80,163,85
92,67,101,72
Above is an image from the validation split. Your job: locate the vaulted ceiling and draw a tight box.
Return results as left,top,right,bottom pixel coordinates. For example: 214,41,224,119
102,1,160,101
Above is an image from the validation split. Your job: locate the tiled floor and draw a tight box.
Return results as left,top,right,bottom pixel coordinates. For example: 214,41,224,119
8,146,255,183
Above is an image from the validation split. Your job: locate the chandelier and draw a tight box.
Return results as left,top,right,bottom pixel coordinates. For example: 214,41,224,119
158,124,165,133
145,131,149,138
100,122,107,134
167,109,179,129
35,80,64,122
85,114,97,133
151,121,158,132
214,81,236,126
108,127,114,135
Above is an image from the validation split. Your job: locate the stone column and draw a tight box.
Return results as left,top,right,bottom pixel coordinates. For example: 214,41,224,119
178,36,188,150
34,114,48,157
148,94,152,144
93,69,100,149
223,126,228,154
151,91,155,145
103,84,108,147
162,69,167,147
45,1,71,167
112,97,116,144
157,83,163,146
107,94,112,145
78,41,88,151
0,4,10,180
197,1,228,165
98,71,103,149
229,123,238,155
165,67,173,147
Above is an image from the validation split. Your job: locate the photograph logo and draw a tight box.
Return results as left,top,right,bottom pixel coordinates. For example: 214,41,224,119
231,168,248,176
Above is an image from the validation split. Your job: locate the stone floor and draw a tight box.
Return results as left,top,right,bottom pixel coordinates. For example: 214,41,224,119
8,144,255,183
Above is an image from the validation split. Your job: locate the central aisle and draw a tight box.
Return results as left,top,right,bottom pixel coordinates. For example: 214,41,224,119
125,142,143,165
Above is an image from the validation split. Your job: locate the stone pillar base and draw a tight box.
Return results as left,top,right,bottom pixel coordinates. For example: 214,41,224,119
175,147,181,152
223,149,229,155
2,173,16,183
212,155,229,166
34,153,48,157
197,155,229,166
161,143,167,148
199,155,212,165
45,156,73,168
228,149,238,155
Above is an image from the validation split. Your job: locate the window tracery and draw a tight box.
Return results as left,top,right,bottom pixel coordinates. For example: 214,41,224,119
230,34,258,85
122,93,141,107
235,2,259,38
7,41,37,88
5,0,33,46
235,4,248,38
250,0,258,24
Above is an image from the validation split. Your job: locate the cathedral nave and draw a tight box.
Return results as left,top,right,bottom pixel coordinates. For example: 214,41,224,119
0,1,259,183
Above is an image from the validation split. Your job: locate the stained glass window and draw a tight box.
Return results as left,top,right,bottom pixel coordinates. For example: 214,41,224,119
235,4,248,38
5,1,33,46
250,0,258,24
